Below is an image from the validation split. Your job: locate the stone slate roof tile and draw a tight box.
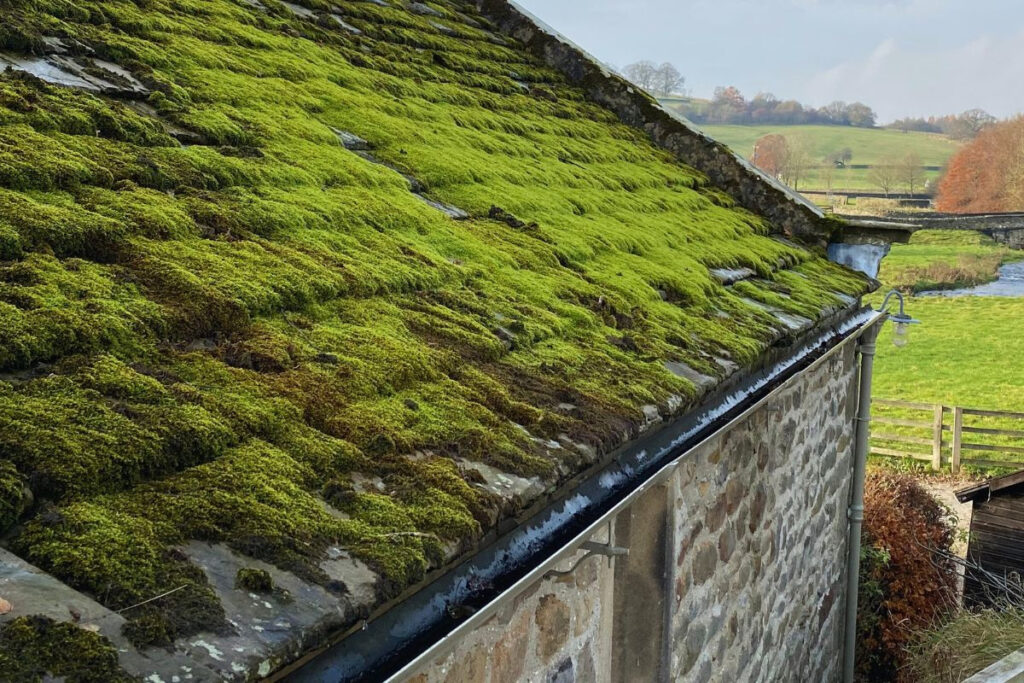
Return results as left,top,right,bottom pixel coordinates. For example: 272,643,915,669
0,0,870,678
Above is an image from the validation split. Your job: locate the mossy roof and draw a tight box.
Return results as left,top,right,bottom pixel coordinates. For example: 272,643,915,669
0,0,870,675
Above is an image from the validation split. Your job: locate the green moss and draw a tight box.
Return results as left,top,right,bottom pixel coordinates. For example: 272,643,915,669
0,458,29,533
0,616,132,683
12,502,225,647
0,0,870,651
236,567,274,593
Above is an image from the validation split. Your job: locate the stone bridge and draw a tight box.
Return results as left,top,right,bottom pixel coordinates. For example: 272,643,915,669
835,212,1024,249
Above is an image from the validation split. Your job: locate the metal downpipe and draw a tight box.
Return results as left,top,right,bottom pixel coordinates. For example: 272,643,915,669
843,321,882,683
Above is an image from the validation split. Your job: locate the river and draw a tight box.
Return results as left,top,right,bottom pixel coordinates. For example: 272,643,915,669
919,260,1024,298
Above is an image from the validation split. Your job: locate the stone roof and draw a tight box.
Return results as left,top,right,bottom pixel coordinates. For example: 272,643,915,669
0,0,870,678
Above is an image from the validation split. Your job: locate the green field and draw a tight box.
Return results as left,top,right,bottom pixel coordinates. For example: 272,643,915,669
869,232,1024,471
699,124,962,193
873,231,1024,409
873,297,1024,411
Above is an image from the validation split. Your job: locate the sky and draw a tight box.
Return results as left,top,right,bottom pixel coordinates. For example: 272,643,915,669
515,0,1024,123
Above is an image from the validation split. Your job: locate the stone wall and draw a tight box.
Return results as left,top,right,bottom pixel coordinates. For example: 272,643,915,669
407,523,615,683
402,331,861,682
988,228,1024,250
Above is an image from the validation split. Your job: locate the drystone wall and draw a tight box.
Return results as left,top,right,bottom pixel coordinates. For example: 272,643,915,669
402,337,860,682
989,228,1024,250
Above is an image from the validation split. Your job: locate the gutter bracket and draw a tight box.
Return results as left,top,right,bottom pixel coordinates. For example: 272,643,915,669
579,540,629,558
541,539,628,580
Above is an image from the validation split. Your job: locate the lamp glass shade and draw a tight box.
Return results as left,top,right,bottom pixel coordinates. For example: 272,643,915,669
892,321,909,347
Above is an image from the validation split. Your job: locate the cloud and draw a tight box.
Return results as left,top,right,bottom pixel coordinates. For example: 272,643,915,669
803,28,1024,120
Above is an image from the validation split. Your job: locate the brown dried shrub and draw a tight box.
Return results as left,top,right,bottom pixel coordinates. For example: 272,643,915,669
856,469,957,681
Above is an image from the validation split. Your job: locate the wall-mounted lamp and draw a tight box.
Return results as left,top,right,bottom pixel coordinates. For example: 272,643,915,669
877,290,920,347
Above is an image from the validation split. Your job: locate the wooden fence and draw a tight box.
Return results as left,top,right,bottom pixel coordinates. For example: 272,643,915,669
870,399,1024,473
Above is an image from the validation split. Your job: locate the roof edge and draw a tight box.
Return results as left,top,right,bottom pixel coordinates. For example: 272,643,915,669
955,468,1024,503
283,301,877,681
475,0,835,246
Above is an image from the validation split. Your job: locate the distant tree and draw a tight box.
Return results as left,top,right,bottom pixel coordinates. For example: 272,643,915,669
623,60,658,92
846,102,877,128
820,101,850,125
652,62,685,97
824,147,854,168
933,108,997,140
868,159,900,197
820,159,835,194
937,116,1024,212
1007,128,1024,210
713,85,745,108
898,153,925,195
749,92,779,123
751,133,789,178
774,99,806,124
887,117,941,134
781,137,810,190
710,85,746,123
750,92,779,108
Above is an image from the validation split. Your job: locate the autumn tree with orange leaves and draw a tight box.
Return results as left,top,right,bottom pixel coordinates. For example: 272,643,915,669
937,116,1024,213
751,134,788,179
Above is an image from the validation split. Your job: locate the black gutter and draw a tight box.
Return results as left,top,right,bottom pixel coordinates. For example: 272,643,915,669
285,306,875,682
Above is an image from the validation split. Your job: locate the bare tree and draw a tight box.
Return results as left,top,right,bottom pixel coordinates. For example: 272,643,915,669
898,153,925,195
652,62,685,97
622,60,657,92
781,137,809,190
868,159,900,197
820,161,835,195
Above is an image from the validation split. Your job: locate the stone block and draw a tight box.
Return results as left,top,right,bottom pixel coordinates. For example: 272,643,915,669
548,658,573,683
445,644,487,682
576,641,596,683
718,525,737,563
680,622,706,674
725,477,745,514
705,494,728,533
492,610,530,683
535,594,571,662
692,542,718,586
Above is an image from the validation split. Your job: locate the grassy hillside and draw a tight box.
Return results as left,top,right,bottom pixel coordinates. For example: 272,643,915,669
701,125,959,167
699,124,962,193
